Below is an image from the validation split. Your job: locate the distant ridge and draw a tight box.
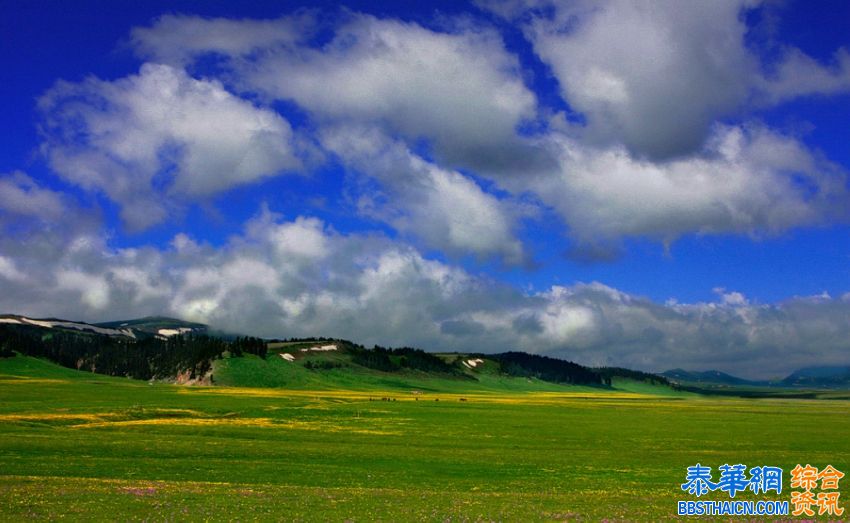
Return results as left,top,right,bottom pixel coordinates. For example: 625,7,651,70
781,366,850,388
0,314,137,338
662,366,850,389
95,316,208,337
660,368,762,386
95,315,206,328
0,314,209,340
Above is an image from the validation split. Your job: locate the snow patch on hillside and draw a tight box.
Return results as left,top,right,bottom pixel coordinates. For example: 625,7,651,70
157,327,194,337
462,358,485,369
299,344,337,352
2,316,135,338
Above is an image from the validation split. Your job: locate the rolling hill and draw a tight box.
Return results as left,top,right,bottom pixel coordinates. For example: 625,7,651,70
0,314,207,340
94,316,208,338
660,368,761,386
7,312,848,394
662,365,850,390
781,365,850,388
0,313,679,394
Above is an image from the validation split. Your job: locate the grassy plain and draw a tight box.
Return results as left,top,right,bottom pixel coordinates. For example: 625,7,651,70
1,355,849,521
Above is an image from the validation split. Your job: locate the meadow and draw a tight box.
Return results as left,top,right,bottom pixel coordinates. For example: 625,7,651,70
1,355,849,521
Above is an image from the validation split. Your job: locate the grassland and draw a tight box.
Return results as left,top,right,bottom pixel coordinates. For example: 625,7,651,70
1,355,849,521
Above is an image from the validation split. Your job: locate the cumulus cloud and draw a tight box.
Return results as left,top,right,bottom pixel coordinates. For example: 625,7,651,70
486,0,850,159
0,171,68,222
131,12,317,66
38,63,305,229
516,123,849,246
3,208,850,379
55,269,111,310
0,255,26,282
525,0,754,158
759,47,850,104
124,7,850,252
322,126,527,263
131,12,555,176
0,171,101,241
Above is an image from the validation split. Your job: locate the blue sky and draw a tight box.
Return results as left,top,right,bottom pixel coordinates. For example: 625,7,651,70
2,0,850,377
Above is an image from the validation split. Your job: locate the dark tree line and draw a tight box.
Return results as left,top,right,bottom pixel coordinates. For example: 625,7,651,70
230,336,268,358
393,347,462,374
0,325,228,380
494,351,604,386
351,346,397,372
268,336,340,344
595,367,671,386
0,344,15,358
351,345,466,376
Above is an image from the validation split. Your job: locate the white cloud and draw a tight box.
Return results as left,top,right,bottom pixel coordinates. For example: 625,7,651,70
125,8,850,252
109,266,171,304
56,269,111,310
759,47,850,104
3,209,850,379
171,256,282,325
131,13,316,66
0,171,67,221
132,12,551,176
322,126,526,263
252,14,534,148
38,63,304,229
0,255,26,282
264,216,330,263
713,287,749,307
519,0,756,158
517,123,848,245
492,0,850,159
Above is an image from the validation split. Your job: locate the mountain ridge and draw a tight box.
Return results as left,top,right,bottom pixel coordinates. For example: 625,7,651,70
0,313,661,391
662,365,850,389
3,313,849,391
660,368,762,386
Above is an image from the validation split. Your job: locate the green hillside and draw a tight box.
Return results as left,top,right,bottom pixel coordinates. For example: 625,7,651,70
0,315,736,399
0,353,126,381
213,353,607,393
215,344,673,394
9,316,844,400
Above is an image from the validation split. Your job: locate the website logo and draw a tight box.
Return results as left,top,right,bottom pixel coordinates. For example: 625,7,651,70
677,463,845,517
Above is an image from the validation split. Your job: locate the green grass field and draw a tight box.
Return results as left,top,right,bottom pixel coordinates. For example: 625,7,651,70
1,354,849,521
